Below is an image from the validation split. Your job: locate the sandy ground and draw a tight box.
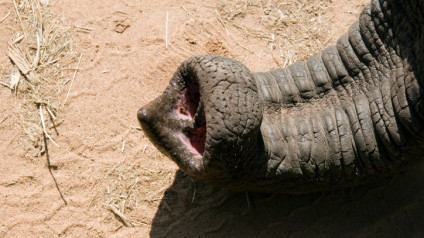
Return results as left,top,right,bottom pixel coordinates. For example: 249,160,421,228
0,0,368,237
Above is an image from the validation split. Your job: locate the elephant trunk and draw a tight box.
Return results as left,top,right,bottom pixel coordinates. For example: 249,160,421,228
138,0,424,193
254,0,424,192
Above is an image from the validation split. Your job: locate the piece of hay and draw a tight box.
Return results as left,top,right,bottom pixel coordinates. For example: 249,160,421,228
106,204,132,227
0,11,11,24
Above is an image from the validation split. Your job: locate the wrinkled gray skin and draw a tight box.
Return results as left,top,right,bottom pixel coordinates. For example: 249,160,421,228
138,0,424,194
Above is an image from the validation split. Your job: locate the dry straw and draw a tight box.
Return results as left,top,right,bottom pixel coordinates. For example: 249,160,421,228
214,0,333,66
1,0,80,154
96,158,174,227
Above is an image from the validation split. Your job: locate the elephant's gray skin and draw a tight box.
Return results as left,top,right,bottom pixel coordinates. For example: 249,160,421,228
138,0,424,194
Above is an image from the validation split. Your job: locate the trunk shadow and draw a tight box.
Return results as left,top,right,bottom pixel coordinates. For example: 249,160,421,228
150,163,424,238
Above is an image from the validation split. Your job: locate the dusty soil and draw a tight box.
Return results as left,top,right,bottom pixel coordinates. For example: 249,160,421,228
0,0,369,237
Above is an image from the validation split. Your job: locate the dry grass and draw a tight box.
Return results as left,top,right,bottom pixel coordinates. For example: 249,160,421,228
95,156,175,226
1,0,80,155
214,0,332,67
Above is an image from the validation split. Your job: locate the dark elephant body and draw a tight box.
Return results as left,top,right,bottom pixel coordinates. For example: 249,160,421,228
138,0,424,193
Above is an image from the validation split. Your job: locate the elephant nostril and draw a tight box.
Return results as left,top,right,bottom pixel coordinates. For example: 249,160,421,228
175,81,200,120
189,123,206,155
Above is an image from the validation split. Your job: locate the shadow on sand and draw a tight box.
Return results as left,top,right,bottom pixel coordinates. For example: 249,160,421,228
150,163,424,238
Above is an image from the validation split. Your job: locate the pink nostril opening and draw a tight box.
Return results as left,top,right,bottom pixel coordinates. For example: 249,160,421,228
175,83,200,120
175,82,206,156
189,124,206,155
